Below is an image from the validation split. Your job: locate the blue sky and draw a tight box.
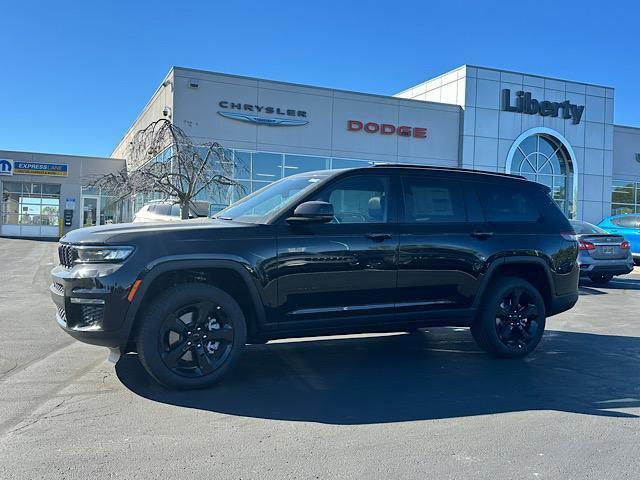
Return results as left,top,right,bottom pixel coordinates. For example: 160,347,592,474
1,0,638,157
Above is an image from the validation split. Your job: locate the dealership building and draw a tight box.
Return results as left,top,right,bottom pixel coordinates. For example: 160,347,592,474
2,64,640,237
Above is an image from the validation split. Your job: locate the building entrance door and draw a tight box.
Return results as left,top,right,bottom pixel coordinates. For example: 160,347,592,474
81,195,100,227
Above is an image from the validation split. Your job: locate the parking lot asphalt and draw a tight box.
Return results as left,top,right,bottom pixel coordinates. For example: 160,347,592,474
0,237,639,479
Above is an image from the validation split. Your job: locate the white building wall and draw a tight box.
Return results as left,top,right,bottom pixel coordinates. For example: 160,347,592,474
172,68,461,167
396,65,615,223
612,125,640,181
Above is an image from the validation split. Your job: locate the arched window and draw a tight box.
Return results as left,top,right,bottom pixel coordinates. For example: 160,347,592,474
507,130,576,218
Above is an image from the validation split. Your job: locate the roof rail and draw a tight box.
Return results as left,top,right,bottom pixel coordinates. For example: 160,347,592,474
371,163,526,180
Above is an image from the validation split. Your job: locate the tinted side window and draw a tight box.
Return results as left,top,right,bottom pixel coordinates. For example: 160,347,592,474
312,175,390,224
477,184,540,222
402,176,465,223
611,215,640,228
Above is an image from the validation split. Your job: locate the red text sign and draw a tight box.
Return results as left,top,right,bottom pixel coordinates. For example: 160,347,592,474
347,120,427,138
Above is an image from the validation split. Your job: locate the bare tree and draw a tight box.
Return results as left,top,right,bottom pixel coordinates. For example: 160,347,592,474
89,119,246,219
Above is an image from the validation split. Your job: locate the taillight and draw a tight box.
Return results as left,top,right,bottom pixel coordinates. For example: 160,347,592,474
579,240,596,251
561,232,577,241
621,240,631,250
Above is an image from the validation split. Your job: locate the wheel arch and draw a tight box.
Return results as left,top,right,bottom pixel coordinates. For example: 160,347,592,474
474,257,554,313
123,257,268,351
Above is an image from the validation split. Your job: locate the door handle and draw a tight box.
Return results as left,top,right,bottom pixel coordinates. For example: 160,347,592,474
471,230,494,240
366,233,392,242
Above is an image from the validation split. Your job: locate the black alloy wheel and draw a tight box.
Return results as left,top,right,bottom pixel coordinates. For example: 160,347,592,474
494,287,540,351
137,284,246,389
471,277,546,358
160,301,235,378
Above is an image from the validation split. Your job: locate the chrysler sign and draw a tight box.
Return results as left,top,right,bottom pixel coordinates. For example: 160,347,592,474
501,89,585,124
218,101,309,126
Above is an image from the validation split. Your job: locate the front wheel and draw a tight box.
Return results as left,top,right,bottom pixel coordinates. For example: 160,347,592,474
472,277,546,358
137,284,247,389
589,273,613,285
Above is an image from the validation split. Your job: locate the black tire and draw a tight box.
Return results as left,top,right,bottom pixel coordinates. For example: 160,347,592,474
137,283,246,389
472,277,546,358
589,273,613,285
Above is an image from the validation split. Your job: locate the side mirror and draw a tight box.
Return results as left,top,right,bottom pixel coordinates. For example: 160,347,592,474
287,201,334,224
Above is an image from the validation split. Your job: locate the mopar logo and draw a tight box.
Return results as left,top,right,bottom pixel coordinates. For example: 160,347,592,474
0,158,14,176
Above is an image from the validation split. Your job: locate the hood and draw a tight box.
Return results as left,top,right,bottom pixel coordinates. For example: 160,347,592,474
60,217,253,245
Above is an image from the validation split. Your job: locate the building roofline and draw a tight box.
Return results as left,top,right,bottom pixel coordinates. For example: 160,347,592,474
111,65,462,157
109,67,174,157
170,66,461,110
396,64,614,95
464,64,614,90
0,149,123,162
614,123,640,132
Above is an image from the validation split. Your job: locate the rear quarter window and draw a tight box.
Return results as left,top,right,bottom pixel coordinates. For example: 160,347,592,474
401,176,465,223
476,183,541,222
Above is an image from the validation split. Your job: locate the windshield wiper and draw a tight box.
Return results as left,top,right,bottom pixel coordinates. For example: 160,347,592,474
214,216,233,221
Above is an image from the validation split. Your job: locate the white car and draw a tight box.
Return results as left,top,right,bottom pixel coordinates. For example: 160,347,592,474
133,201,209,223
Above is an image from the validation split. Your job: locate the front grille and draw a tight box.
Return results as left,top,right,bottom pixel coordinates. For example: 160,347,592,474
51,282,64,295
56,306,67,324
58,244,76,268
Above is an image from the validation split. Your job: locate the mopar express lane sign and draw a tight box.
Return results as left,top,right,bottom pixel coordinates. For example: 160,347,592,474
13,161,68,176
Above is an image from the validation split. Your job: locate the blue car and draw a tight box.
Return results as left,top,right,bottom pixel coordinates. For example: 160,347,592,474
597,214,640,265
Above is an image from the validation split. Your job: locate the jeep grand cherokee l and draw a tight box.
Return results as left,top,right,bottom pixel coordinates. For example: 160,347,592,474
51,165,579,389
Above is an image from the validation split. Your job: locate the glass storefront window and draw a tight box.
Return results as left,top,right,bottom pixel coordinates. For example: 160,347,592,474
283,155,328,176
81,186,129,225
1,181,60,226
233,151,251,179
611,180,640,215
252,152,282,181
126,148,392,215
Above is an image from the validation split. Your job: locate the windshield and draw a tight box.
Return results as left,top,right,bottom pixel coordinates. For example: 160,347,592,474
570,220,607,234
214,173,331,223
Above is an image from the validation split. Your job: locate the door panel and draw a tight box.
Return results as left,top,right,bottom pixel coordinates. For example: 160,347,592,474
275,174,398,325
396,177,486,314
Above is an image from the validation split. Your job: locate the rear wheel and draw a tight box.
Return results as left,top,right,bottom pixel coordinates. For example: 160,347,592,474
137,284,246,389
589,273,613,285
472,277,546,358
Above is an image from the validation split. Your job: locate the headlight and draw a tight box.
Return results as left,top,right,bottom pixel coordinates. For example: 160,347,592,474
75,246,134,263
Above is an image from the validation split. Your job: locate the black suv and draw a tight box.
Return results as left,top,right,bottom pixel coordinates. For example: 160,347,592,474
51,165,579,389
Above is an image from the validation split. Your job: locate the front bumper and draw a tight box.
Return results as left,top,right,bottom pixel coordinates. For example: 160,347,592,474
51,263,136,349
549,291,579,316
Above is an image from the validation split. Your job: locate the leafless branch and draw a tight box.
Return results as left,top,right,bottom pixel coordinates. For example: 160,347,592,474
87,119,248,219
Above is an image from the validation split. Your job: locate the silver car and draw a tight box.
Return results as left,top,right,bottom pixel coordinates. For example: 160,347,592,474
571,220,634,285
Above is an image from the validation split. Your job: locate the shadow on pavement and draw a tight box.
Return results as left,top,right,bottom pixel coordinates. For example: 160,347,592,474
116,328,640,425
579,275,640,294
